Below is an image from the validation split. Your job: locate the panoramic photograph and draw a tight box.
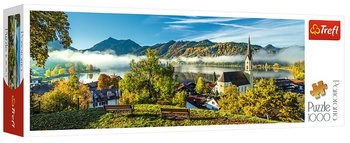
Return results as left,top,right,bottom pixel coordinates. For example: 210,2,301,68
30,11,305,130
7,14,21,89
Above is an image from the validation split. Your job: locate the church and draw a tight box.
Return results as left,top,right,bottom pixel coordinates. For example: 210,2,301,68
215,36,254,94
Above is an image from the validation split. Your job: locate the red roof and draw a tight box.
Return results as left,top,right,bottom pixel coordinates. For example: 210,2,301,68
289,79,304,83
206,82,217,88
187,95,206,108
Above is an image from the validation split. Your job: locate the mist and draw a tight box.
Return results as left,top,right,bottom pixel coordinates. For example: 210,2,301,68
48,50,146,70
169,46,304,64
47,46,304,71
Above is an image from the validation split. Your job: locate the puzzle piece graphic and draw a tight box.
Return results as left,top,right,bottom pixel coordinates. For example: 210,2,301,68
310,81,327,99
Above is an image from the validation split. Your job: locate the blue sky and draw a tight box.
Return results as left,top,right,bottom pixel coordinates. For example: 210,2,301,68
66,12,305,50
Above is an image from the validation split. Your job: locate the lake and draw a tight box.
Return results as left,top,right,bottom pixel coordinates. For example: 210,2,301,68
69,65,293,83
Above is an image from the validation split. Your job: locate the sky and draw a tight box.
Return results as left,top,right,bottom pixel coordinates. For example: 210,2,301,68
66,12,305,50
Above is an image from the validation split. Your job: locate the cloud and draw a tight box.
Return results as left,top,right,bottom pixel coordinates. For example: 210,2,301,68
182,19,305,47
163,25,192,32
213,22,263,30
166,17,241,24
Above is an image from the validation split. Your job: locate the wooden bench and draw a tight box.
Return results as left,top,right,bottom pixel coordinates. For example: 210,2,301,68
161,108,190,119
104,105,134,114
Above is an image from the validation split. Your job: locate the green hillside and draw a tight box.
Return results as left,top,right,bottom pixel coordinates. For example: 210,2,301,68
30,104,277,130
135,40,273,58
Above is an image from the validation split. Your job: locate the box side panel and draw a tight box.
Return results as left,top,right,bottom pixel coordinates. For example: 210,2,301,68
3,5,24,137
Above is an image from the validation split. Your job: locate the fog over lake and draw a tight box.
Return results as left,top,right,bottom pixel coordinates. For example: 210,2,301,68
43,50,296,83
68,65,293,83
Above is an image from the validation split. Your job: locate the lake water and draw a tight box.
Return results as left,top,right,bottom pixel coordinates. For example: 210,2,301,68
72,65,293,83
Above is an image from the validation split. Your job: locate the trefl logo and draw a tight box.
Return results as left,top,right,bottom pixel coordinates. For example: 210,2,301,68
309,20,340,40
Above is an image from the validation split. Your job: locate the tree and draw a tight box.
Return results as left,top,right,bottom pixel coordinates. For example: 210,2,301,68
218,85,240,114
273,63,280,68
58,68,66,75
55,64,62,70
32,70,39,75
97,74,111,90
238,78,303,121
41,77,91,113
110,76,120,89
41,79,72,112
278,92,304,122
290,61,305,81
213,72,217,82
118,90,136,105
69,67,76,74
172,90,187,107
86,64,93,71
65,62,74,68
51,68,59,77
30,93,42,114
195,77,205,94
118,49,178,105
44,69,51,77
78,82,92,109
30,11,72,68
68,74,79,90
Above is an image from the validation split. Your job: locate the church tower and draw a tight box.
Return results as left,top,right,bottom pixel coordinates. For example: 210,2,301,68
244,36,253,85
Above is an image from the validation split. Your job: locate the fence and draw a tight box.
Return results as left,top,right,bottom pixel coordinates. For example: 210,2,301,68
33,99,91,114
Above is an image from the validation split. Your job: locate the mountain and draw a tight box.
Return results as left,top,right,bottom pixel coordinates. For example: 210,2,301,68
49,37,301,59
135,40,268,58
263,44,279,54
84,37,142,55
47,40,78,52
134,40,200,58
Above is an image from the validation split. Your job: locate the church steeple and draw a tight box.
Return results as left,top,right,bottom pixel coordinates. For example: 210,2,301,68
245,36,253,73
246,36,252,60
244,36,253,86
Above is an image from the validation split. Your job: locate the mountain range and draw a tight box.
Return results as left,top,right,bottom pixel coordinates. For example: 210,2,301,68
48,37,303,58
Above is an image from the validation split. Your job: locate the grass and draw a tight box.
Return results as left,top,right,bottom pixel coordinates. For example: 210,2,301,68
30,104,278,130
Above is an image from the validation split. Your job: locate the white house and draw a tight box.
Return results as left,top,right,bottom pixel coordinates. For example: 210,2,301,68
205,97,220,111
90,88,121,108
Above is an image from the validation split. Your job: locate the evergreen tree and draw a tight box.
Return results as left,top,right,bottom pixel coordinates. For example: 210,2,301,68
195,77,205,94
213,72,217,82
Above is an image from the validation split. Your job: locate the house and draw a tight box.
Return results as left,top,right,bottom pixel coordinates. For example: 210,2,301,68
31,83,54,95
177,82,196,95
30,78,42,87
90,88,121,108
86,81,98,91
206,82,217,94
186,95,207,109
275,79,304,94
205,97,220,111
215,36,254,95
